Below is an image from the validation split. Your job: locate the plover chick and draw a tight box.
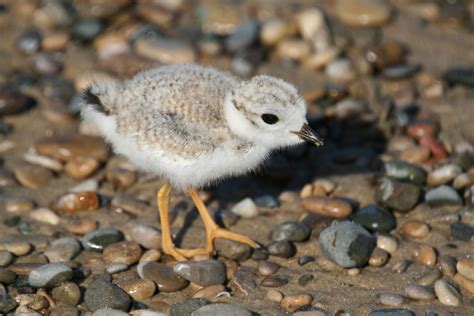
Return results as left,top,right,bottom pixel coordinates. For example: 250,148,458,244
81,64,322,261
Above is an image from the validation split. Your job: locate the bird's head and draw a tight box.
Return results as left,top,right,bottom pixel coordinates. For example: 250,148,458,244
224,75,323,149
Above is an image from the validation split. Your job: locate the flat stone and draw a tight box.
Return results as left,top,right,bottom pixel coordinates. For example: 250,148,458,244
84,278,131,312
82,228,124,251
269,221,310,242
414,245,437,267
173,260,226,287
301,196,352,218
267,240,296,258
453,273,474,295
214,238,252,261
383,160,426,186
443,67,474,87
170,298,209,316
44,237,81,262
376,234,398,254
405,284,435,300
14,164,52,189
450,221,474,241
437,255,457,277
0,87,35,116
64,156,100,179
0,295,18,313
401,220,430,239
28,263,73,288
258,260,280,276
261,275,288,287
93,308,129,316
428,164,462,187
192,284,227,300
141,261,189,292
103,241,142,265
425,185,463,207
434,279,460,306
379,293,405,306
353,205,396,233
191,303,252,316
0,250,13,267
319,220,376,268
53,192,100,214
368,247,389,267
456,259,474,280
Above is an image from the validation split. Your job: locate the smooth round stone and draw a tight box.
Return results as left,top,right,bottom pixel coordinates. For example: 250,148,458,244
131,224,161,249
353,205,396,233
258,260,280,276
269,221,310,242
399,146,430,164
170,298,209,316
368,308,415,316
28,263,73,288
214,239,252,261
379,293,405,306
29,208,59,225
260,18,291,46
51,282,81,306
16,30,42,54
383,160,426,186
231,198,258,218
376,234,398,254
437,255,457,277
93,308,129,316
64,157,100,179
368,247,389,267
276,39,311,61
0,242,31,256
141,261,189,292
106,263,128,274
326,58,355,83
140,249,162,262
0,268,17,284
404,284,435,300
173,260,226,287
2,197,34,213
41,30,70,51
84,278,131,312
451,221,474,241
267,241,296,258
280,293,313,313
254,195,279,208
118,279,156,300
106,168,136,189
225,20,259,52
33,53,63,74
35,134,109,162
425,185,463,207
434,280,460,306
72,19,103,41
103,241,142,265
0,250,13,267
392,260,410,273
44,237,81,262
298,274,314,286
298,255,316,266
261,275,289,287
70,179,99,193
319,220,376,268
65,217,97,235
427,164,462,187
301,197,352,218
53,191,100,214
133,37,195,64
453,173,474,189
14,164,52,189
191,303,252,316
453,273,474,295
456,259,474,281
266,289,283,303
417,269,442,286
82,228,124,252
401,220,430,239
443,67,474,87
375,178,420,212
414,245,437,267
192,284,227,300
0,87,35,116
335,0,392,27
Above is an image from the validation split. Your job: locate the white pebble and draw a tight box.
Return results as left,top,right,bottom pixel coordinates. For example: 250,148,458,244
376,233,398,254
69,179,99,192
434,279,461,306
23,147,63,172
29,208,59,225
231,198,258,218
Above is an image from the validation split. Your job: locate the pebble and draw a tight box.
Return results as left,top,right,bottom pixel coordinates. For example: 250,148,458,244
258,260,280,276
456,259,474,280
65,218,97,235
269,221,310,242
35,134,109,162
266,289,283,302
28,263,73,288
392,260,410,273
93,308,129,316
399,146,430,164
191,303,252,316
0,250,13,267
383,64,421,80
16,30,41,54
319,220,376,268
368,247,389,267
131,224,161,249
434,279,460,306
53,192,100,214
41,30,70,51
254,195,279,208
29,208,59,225
106,263,128,274
437,255,457,277
368,309,415,316
280,293,313,313
231,266,257,294
353,205,396,233
298,256,316,266
383,160,426,186
333,98,367,119
443,67,474,87
376,234,398,254
51,282,81,306
170,299,209,316
84,278,131,312
0,242,31,256
0,268,17,284
64,157,100,179
141,261,189,292
260,18,291,46
72,19,103,41
453,172,474,189
276,39,311,61
192,284,227,300
450,221,474,241
301,197,352,218
44,237,81,262
140,249,161,262
425,185,463,207
298,274,314,286
401,220,430,239
23,148,63,172
2,197,34,213
0,295,18,313
0,87,35,116
261,275,289,287
81,228,124,251
231,198,258,218
404,284,435,300
335,0,392,27
173,260,226,287
214,239,252,261
414,245,437,267
133,37,195,64
326,59,355,83
118,279,156,300
427,164,462,186
14,306,42,315
267,240,296,258
14,164,52,189
378,293,405,306
33,53,63,75
69,179,99,193
225,20,259,52
103,241,142,265
374,178,420,212
453,273,474,295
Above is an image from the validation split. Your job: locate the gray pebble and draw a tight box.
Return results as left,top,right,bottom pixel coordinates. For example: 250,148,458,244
225,20,259,52
383,160,426,185
261,275,288,287
106,263,129,274
82,228,124,251
425,185,463,207
28,263,73,288
270,221,310,242
374,178,420,212
404,284,435,300
170,298,209,316
0,250,13,267
84,278,131,312
44,237,81,262
378,293,405,306
191,303,252,316
173,260,226,287
267,240,296,258
93,308,129,316
0,295,18,313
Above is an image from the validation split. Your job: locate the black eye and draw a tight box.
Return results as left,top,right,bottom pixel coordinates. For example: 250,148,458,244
261,113,279,125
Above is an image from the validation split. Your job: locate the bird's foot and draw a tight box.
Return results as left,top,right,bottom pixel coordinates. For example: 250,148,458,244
207,227,258,250
161,241,210,261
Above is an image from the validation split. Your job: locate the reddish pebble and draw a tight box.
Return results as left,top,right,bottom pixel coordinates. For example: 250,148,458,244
301,196,352,218
64,156,100,179
418,135,447,160
401,220,430,238
53,192,100,214
407,122,437,139
414,244,437,267
453,273,474,295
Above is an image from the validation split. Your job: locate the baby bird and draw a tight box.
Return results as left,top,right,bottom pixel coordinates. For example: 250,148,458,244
81,64,322,261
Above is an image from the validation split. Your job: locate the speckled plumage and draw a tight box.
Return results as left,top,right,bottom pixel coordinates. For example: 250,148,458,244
81,64,314,189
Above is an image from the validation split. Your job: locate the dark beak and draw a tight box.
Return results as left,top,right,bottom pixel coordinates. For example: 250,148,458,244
291,123,324,146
